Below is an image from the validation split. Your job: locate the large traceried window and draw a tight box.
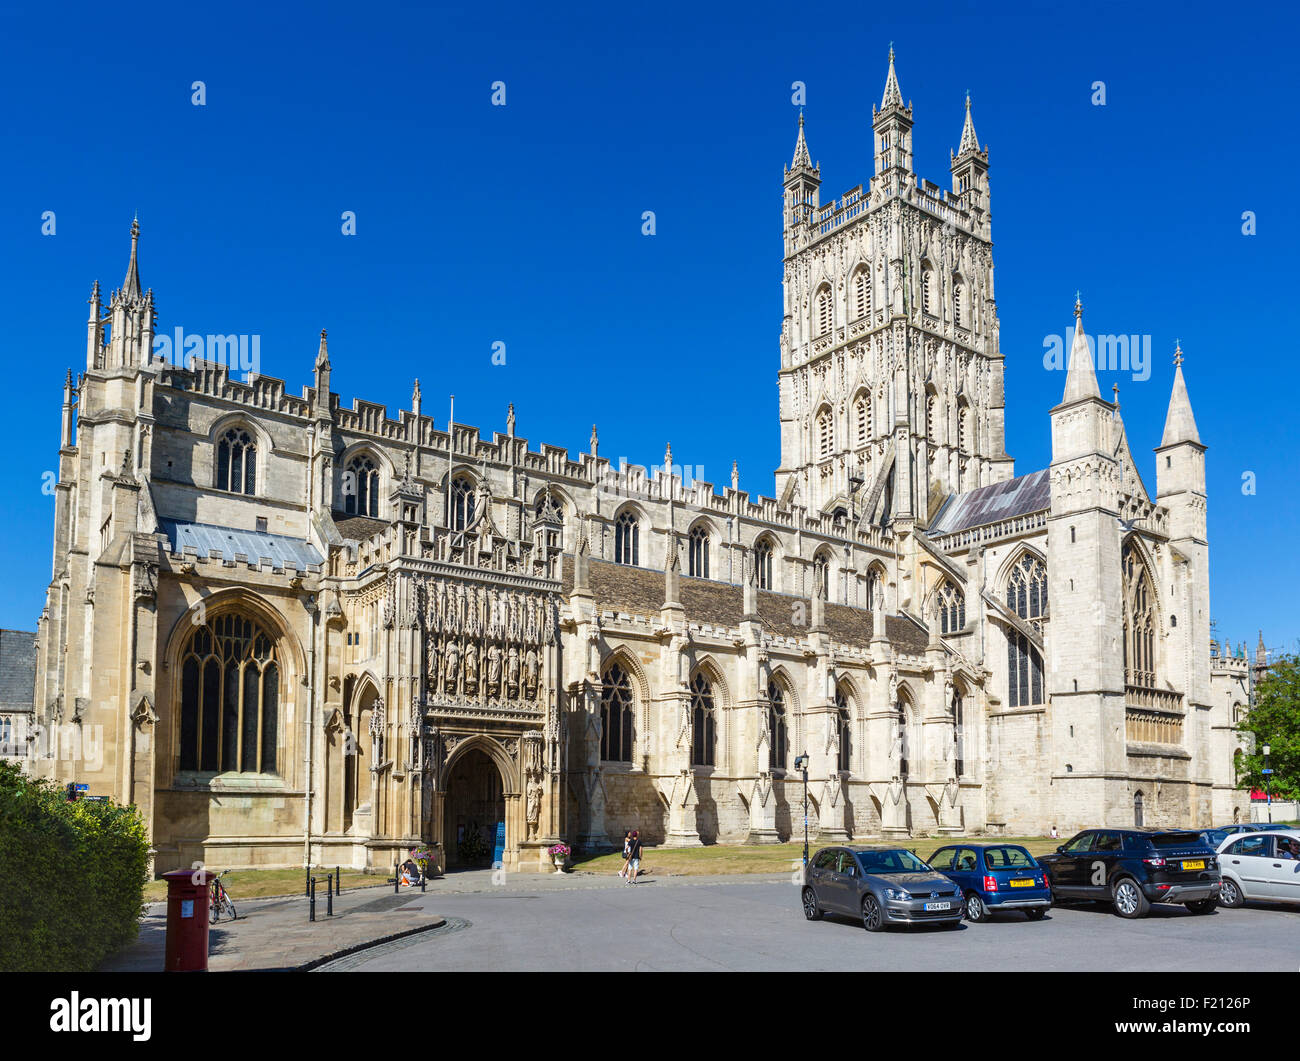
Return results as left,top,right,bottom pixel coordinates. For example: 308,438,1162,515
815,286,833,337
835,687,852,773
614,510,639,566
853,268,871,320
600,662,634,762
450,475,476,531
344,455,380,518
1006,553,1047,707
817,409,833,460
767,681,788,771
216,427,256,495
937,579,965,635
755,539,774,590
690,672,716,767
1122,541,1157,688
179,613,280,774
688,525,710,579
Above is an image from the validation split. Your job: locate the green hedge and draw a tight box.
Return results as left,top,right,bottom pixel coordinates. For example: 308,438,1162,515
0,760,150,971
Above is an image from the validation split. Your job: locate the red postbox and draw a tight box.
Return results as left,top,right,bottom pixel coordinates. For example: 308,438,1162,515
162,868,210,972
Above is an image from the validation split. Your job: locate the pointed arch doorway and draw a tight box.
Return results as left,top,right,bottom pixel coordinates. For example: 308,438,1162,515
445,746,507,868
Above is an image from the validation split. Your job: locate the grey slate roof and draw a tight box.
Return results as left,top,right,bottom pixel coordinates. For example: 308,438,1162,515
0,629,37,713
928,468,1051,536
159,519,324,570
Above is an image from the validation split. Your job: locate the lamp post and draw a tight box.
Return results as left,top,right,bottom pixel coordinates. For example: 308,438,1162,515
794,753,810,866
1263,743,1274,826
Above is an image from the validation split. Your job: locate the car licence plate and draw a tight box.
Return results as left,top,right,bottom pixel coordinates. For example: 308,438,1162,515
1181,860,1205,871
924,901,951,911
1009,878,1034,888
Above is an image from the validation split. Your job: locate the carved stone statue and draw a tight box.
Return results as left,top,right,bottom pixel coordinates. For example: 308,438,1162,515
507,645,520,694
444,640,461,696
526,778,542,829
873,580,885,613
464,641,479,693
524,647,539,698
487,643,502,693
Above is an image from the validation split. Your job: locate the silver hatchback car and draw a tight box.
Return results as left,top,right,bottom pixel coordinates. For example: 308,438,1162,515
803,847,965,931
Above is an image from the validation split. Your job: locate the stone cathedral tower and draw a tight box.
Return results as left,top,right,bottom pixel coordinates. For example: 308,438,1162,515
776,50,1013,527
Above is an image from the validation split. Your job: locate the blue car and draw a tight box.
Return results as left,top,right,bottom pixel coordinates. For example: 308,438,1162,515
927,843,1052,923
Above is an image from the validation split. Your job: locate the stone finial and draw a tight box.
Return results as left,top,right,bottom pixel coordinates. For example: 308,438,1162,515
731,461,739,490
590,424,598,457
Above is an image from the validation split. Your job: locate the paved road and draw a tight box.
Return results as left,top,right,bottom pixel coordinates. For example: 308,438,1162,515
317,873,1300,972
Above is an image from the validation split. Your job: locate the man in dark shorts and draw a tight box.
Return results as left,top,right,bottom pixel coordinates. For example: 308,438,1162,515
626,830,643,884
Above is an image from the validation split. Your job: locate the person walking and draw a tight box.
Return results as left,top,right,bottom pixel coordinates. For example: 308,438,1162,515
618,830,632,880
626,830,643,884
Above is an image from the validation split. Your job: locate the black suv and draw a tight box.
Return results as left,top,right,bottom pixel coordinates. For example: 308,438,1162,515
1037,828,1221,918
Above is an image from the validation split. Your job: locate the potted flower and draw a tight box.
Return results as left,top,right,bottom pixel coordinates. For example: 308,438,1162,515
548,843,570,873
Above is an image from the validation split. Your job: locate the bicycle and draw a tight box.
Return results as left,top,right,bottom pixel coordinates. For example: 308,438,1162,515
209,870,237,923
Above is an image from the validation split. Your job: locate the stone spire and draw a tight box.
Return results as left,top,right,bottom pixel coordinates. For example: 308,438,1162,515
790,111,814,171
881,45,904,109
1061,295,1100,403
957,93,980,156
1160,342,1201,446
315,328,330,370
121,217,142,303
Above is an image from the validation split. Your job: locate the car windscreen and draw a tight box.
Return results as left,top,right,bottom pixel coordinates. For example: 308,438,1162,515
982,846,1035,868
1150,832,1201,848
856,849,930,874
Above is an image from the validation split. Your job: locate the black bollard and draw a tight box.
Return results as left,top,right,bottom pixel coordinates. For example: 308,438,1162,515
309,877,317,922
394,862,399,893
327,873,334,917
420,870,426,893
336,866,341,896
305,866,310,898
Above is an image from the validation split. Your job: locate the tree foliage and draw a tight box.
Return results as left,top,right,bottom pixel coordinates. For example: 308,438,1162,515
0,761,150,971
1236,654,1300,801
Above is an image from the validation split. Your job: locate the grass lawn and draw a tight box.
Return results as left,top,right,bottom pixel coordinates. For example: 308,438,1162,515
141,866,389,904
570,835,1061,877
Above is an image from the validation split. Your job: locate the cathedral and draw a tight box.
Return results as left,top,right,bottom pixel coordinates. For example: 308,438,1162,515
31,51,1250,874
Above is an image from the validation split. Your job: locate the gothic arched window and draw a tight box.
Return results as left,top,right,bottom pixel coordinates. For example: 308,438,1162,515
817,409,833,460
614,510,639,566
1134,790,1145,828
178,612,280,775
344,455,380,518
216,427,256,495
937,579,965,635
958,403,972,454
767,681,788,771
815,286,833,337
1006,553,1048,707
925,391,937,440
897,696,910,779
921,263,934,315
690,672,716,767
853,268,871,321
855,393,870,446
1122,541,1157,688
450,475,476,531
813,549,831,600
952,685,965,778
755,538,774,591
835,687,852,773
953,275,967,328
688,525,710,579
600,663,634,763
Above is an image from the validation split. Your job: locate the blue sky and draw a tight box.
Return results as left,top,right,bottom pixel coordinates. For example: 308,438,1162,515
1,1,1296,652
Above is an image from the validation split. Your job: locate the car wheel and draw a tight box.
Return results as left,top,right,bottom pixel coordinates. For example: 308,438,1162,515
861,894,884,932
1112,877,1150,919
801,887,823,922
1025,907,1047,921
1219,878,1244,908
1185,899,1217,915
964,892,987,923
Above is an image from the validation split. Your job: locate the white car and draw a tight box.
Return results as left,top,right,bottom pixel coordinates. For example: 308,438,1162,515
1216,829,1300,907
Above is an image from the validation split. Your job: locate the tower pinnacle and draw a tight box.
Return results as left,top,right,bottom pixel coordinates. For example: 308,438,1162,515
122,217,142,302
790,111,814,171
1161,343,1201,446
957,94,980,156
881,45,904,109
1062,297,1100,403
